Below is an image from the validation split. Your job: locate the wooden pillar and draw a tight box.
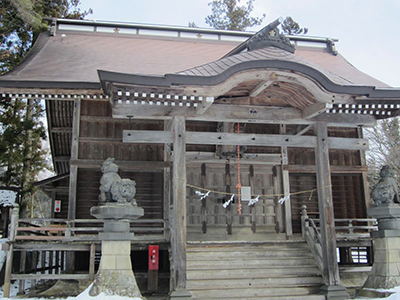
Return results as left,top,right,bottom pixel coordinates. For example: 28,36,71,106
68,98,81,220
50,190,56,219
89,243,96,281
164,120,172,240
315,122,348,299
274,166,284,233
18,250,27,294
357,127,371,210
170,116,191,299
225,162,233,235
280,125,292,236
201,163,207,234
249,165,256,233
4,205,18,298
67,98,81,272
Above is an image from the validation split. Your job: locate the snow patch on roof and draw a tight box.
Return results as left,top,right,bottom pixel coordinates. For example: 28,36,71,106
0,190,17,207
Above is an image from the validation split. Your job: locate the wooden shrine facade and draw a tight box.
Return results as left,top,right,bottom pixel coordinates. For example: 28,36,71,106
1,18,400,297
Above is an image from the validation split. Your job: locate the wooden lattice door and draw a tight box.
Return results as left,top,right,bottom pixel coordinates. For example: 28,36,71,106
187,163,277,235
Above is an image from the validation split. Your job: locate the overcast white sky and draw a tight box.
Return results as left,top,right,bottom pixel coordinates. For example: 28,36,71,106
78,0,400,87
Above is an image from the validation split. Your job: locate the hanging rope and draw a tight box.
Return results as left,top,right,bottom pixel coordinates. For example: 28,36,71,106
236,122,242,216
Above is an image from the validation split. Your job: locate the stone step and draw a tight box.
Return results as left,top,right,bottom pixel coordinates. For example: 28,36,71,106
187,276,323,290
187,257,318,269
190,286,321,299
187,266,321,280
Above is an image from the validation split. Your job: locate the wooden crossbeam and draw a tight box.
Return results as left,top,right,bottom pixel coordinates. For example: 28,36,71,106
112,103,376,127
249,80,274,97
11,274,89,280
186,152,281,164
196,97,214,114
302,103,333,119
123,130,369,150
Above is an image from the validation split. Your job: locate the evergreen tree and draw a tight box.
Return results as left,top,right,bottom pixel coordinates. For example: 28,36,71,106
0,97,48,200
205,0,265,31
281,16,308,35
0,0,92,74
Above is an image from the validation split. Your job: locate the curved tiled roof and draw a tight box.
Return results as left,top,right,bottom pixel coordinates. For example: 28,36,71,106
178,47,352,86
0,19,392,91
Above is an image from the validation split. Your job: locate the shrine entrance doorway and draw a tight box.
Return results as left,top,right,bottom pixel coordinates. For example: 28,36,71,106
186,162,283,241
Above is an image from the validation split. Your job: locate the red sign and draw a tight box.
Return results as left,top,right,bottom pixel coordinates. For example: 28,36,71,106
54,200,61,213
148,245,159,270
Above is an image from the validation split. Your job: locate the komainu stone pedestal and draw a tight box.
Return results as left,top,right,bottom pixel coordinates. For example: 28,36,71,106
89,240,143,298
168,290,193,300
360,205,400,298
89,204,145,299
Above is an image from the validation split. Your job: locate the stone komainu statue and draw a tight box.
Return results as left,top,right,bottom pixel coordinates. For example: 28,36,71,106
99,158,137,206
371,165,399,206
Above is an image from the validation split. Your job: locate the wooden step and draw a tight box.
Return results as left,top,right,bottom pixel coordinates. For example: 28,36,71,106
187,257,318,269
192,295,326,300
186,240,323,299
190,286,321,299
187,266,321,280
187,276,323,290
187,250,314,260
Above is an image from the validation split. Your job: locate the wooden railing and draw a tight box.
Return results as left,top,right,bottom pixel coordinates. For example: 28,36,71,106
301,205,324,274
2,205,169,297
15,218,168,241
300,205,378,275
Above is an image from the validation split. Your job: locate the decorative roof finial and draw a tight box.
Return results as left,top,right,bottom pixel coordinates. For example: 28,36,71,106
246,17,295,53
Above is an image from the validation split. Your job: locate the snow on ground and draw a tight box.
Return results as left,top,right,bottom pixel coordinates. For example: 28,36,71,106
0,238,8,272
1,283,144,300
0,283,400,300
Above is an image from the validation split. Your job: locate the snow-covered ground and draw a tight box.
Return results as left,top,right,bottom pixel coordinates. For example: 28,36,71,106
1,283,143,300
2,233,400,300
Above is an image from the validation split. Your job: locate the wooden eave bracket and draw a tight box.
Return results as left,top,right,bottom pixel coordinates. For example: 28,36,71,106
196,97,214,114
302,103,333,119
249,80,274,97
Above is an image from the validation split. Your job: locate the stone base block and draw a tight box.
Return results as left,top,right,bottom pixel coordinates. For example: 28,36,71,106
98,231,135,240
89,269,145,298
371,230,400,238
359,288,394,298
168,289,192,299
363,275,400,290
320,285,349,300
90,239,145,298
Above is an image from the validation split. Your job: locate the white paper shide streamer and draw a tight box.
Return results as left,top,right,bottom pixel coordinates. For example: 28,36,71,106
248,196,260,206
278,194,291,204
223,194,235,208
195,190,211,201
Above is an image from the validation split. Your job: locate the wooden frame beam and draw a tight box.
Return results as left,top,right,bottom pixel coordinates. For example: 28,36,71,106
51,127,72,133
123,130,369,150
186,152,281,165
296,124,313,136
302,103,333,119
70,159,169,171
196,97,214,114
284,165,368,173
112,103,376,127
249,80,274,97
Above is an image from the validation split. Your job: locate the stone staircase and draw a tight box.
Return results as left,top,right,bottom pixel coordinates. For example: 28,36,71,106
186,240,325,300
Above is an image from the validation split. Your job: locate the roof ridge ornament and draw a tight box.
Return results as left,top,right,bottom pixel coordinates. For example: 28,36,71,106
246,17,295,53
